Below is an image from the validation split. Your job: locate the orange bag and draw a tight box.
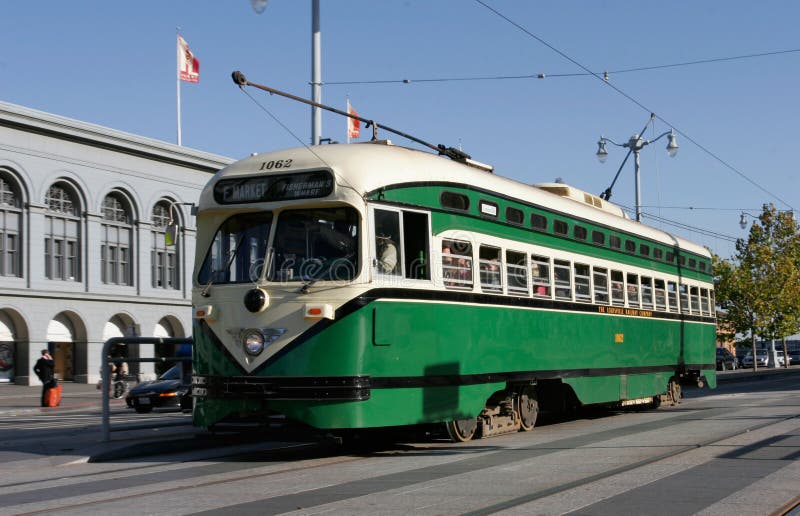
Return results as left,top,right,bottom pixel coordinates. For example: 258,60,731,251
44,384,62,407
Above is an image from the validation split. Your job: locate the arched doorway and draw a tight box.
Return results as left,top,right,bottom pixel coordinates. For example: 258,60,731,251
154,316,186,375
47,314,75,381
0,311,19,382
102,314,138,375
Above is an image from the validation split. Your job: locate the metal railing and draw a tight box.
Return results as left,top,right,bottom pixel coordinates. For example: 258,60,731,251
101,336,193,441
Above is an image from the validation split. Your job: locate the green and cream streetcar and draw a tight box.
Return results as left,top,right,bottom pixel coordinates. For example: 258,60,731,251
191,136,716,441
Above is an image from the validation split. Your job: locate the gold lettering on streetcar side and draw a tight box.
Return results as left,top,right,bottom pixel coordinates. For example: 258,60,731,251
597,306,653,318
615,333,624,343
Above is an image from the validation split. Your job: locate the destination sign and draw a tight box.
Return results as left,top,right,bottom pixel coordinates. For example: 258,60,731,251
214,170,334,204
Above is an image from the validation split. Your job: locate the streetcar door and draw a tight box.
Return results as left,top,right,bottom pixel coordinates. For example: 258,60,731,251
369,207,430,281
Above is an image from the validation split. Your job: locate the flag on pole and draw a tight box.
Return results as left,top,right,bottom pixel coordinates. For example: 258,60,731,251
347,100,360,141
178,35,200,83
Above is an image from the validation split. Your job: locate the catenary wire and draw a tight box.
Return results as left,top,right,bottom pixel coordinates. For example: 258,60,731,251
472,0,795,212
325,48,800,85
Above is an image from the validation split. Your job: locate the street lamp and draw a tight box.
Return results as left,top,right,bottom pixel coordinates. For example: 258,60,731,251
739,207,795,230
596,113,679,222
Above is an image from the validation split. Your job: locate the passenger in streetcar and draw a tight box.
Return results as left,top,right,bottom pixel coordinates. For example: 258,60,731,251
376,234,398,274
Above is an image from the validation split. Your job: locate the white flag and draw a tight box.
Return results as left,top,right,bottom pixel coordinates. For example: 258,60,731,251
178,35,200,83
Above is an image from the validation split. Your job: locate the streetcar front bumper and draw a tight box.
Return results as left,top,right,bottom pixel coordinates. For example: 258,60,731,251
192,375,371,401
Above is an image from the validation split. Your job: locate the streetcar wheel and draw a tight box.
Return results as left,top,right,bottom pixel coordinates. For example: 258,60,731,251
445,418,478,442
517,390,538,432
668,379,682,405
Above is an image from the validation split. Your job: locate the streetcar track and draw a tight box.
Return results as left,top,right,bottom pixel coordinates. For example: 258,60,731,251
5,389,799,514
464,412,800,515
11,444,364,515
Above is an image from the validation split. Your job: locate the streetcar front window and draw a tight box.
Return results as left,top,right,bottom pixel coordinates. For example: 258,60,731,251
197,212,273,285
270,207,359,282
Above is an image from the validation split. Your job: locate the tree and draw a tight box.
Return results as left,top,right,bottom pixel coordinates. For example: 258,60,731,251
714,205,800,368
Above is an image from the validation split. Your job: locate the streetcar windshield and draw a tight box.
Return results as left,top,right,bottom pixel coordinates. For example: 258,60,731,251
197,212,273,285
269,207,359,282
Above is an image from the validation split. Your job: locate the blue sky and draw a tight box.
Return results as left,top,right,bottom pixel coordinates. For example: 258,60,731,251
2,1,798,259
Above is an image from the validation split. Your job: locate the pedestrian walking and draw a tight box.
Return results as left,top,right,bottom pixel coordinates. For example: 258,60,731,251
33,349,56,407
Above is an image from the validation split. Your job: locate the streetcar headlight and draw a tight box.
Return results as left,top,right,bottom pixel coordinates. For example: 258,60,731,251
244,288,269,313
243,329,266,356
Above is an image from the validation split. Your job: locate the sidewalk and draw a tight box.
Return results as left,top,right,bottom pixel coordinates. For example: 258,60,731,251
0,381,118,415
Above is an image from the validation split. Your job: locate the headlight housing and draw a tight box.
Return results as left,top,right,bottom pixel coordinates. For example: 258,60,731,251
243,329,266,356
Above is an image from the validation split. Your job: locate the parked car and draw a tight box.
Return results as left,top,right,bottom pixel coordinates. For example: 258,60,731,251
742,351,769,368
790,350,800,365
715,347,737,371
125,362,192,413
775,350,787,367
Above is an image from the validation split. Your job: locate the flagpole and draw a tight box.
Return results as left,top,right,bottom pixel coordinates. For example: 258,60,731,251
176,29,182,146
346,99,351,144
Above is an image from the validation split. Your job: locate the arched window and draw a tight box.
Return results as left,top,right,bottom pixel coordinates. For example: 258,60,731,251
45,183,81,281
151,200,178,289
0,173,22,277
101,192,133,285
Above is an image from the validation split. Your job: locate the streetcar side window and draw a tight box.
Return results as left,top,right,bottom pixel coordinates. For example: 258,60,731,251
479,245,503,293
442,239,473,289
690,286,700,313
625,240,636,254
531,254,551,297
574,225,587,241
627,273,640,308
667,281,679,312
554,219,569,236
592,230,605,246
374,209,402,275
641,276,654,309
653,248,663,261
402,211,430,280
506,207,524,225
654,279,667,311
709,290,716,315
506,250,529,295
609,235,621,250
679,284,689,312
593,266,609,304
440,192,469,211
639,244,650,257
700,287,710,315
611,270,625,306
574,263,591,302
554,260,572,300
531,213,548,232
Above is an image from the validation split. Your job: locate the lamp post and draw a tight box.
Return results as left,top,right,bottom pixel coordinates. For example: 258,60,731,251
596,113,679,222
251,0,322,145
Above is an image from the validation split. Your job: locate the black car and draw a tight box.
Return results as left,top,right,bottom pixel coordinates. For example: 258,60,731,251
716,347,737,371
125,362,192,413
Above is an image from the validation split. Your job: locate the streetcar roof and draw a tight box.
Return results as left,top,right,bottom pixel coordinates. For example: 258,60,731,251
203,142,710,257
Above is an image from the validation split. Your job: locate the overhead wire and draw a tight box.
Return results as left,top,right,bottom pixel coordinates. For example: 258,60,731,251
614,202,741,243
472,0,795,213
325,48,800,85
